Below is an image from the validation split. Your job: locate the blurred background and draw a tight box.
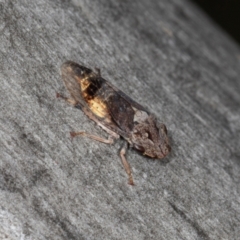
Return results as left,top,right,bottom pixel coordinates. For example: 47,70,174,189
191,0,240,44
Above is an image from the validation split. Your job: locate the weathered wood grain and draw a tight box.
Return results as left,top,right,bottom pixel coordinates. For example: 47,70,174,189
0,0,239,239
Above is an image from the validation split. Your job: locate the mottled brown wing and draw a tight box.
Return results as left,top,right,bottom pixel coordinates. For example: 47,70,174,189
106,94,135,133
61,61,149,138
98,78,149,134
104,79,148,113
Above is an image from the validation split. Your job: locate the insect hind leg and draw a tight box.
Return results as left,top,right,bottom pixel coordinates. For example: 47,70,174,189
70,131,116,144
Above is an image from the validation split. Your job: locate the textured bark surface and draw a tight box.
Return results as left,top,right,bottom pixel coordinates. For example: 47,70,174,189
0,0,240,239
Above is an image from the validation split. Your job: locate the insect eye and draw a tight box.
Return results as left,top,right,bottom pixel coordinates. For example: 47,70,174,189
133,144,145,153
143,132,148,138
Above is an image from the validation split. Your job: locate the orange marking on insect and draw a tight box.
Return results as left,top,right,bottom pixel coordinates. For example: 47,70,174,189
77,77,90,91
87,97,108,118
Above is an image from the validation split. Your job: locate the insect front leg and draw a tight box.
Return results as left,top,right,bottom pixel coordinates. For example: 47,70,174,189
56,92,78,107
120,141,134,185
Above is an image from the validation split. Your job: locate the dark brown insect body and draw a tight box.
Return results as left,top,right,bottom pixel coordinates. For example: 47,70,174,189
59,61,170,185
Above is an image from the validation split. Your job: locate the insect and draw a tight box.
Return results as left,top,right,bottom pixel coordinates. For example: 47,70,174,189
57,61,170,185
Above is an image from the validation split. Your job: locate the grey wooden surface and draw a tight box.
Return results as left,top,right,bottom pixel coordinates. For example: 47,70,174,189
1,0,240,239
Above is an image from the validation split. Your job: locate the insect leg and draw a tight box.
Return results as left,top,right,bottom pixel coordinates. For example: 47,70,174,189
120,142,134,185
94,67,101,77
70,131,116,144
56,92,77,106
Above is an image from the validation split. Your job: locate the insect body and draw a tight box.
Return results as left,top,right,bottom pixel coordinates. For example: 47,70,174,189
58,61,170,185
